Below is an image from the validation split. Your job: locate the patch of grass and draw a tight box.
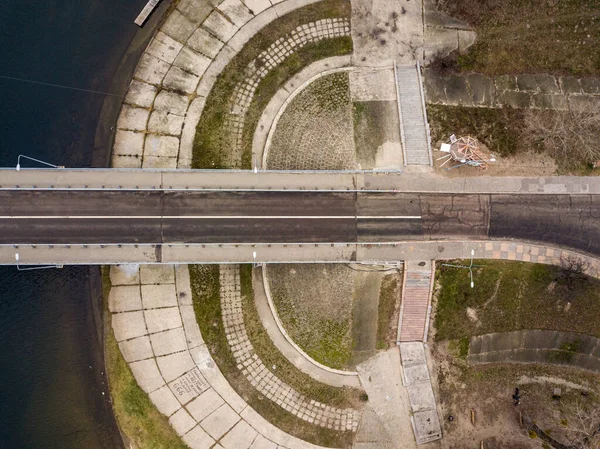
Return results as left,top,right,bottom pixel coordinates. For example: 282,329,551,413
102,268,189,449
193,0,352,169
376,273,400,349
352,101,399,167
449,336,470,359
427,104,525,157
434,260,600,341
189,264,358,448
436,0,600,76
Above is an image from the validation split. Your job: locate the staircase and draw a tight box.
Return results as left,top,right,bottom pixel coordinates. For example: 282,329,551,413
394,63,432,166
398,261,434,342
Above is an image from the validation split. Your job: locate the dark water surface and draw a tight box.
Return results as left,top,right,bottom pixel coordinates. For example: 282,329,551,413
0,0,151,448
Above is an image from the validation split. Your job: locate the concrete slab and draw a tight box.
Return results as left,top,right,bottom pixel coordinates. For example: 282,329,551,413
467,73,494,107
243,0,271,14
112,311,148,342
183,425,216,449
130,358,166,393
135,53,171,85
406,382,436,413
119,335,154,362
559,76,582,95
349,67,396,101
178,0,215,24
148,110,186,136
249,434,278,449
221,420,258,449
145,307,183,334
111,155,142,168
169,368,211,405
226,8,277,52
108,285,142,312
117,105,150,132
149,384,182,417
412,409,442,444
173,46,212,78
161,9,198,43
402,363,430,384
180,96,207,165
162,66,200,94
150,327,188,356
125,80,158,108
218,0,254,28
141,264,176,284
146,31,184,64
188,27,226,58
175,265,193,305
110,264,140,285
157,351,196,382
153,90,190,115
187,388,225,422
142,156,179,169
170,408,197,436
180,304,205,348
200,403,241,440
399,342,426,367
202,10,238,42
141,283,178,309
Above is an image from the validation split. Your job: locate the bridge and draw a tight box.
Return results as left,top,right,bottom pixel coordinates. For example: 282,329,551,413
1,168,600,265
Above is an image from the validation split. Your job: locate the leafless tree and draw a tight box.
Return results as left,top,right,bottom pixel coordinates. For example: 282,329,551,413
521,104,600,170
562,401,600,449
557,254,590,291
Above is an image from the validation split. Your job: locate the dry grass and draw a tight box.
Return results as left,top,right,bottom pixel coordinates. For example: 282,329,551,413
376,272,402,349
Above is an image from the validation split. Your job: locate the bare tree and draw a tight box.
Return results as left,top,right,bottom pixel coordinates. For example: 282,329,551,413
557,254,590,291
521,104,600,170
563,401,600,449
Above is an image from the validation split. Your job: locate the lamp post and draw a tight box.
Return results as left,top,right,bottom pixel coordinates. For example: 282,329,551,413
15,253,62,271
441,249,481,288
16,154,64,171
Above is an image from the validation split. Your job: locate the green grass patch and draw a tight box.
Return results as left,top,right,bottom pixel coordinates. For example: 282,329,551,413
102,268,189,449
376,273,400,349
189,264,358,448
434,260,600,341
427,104,525,157
193,0,352,169
437,0,600,76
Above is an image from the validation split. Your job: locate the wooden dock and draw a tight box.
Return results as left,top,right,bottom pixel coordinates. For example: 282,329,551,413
134,0,161,26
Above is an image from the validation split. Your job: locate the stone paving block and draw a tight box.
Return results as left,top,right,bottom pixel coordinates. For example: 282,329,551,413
180,304,205,348
148,109,186,135
202,10,238,42
125,80,158,108
170,368,211,405
201,404,241,440
218,0,254,28
516,74,540,92
136,53,171,85
249,434,278,449
149,384,182,417
130,358,165,393
240,406,289,447
146,31,184,64
173,46,212,78
170,408,197,436
145,307,183,334
178,0,215,24
153,90,189,115
110,264,140,286
112,311,148,342
412,409,441,444
119,335,154,363
469,336,482,355
497,91,531,108
183,425,215,449
494,74,517,93
117,105,150,131
536,74,560,93
157,350,196,383
187,388,225,422
243,0,271,15
559,76,582,95
109,285,142,312
580,77,600,95
179,96,205,163
150,327,188,356
111,154,142,168
140,264,176,284
444,75,471,105
113,130,145,157
531,93,568,110
422,70,447,104
467,73,494,106
175,265,193,305
162,66,201,94
188,27,225,58
141,283,178,308
273,0,311,17
403,364,430,384
142,156,179,169
399,342,426,367
407,383,436,413
492,331,524,352
569,95,599,112
458,29,476,53
161,9,198,43
221,420,258,449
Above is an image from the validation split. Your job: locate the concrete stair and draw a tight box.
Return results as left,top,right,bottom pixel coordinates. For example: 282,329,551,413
398,262,434,342
395,64,432,166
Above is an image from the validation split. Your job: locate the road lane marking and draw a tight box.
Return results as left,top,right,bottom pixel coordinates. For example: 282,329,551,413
0,215,422,219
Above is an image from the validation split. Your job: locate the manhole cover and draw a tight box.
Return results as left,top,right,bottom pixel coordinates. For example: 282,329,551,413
418,261,426,266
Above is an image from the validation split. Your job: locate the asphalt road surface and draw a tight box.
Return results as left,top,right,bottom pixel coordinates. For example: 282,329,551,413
1,190,599,256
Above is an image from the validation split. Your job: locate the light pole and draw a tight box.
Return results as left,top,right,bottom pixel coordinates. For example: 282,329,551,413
15,253,62,271
16,154,64,171
441,249,481,288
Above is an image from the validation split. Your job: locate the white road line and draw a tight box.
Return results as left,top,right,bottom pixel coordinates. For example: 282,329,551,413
0,215,422,219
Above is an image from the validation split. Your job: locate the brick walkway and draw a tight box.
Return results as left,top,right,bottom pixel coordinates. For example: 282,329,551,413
219,265,360,432
397,261,434,343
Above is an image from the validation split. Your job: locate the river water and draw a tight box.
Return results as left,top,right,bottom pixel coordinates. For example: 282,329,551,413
0,1,151,448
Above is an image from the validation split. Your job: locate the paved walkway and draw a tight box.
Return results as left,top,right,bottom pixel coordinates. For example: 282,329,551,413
220,265,361,431
254,267,361,388
397,261,434,343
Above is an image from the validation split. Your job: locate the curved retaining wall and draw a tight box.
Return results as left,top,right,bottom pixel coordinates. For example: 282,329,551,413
468,330,600,373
